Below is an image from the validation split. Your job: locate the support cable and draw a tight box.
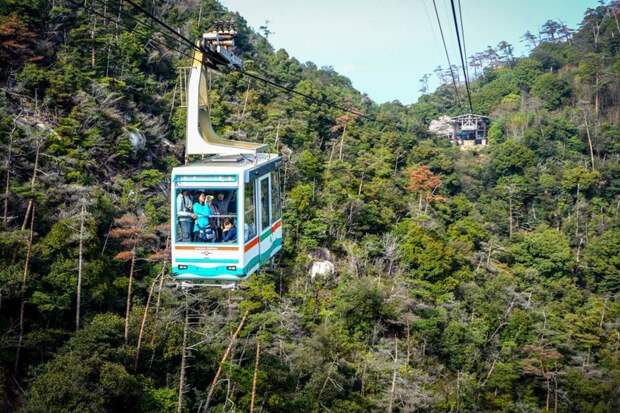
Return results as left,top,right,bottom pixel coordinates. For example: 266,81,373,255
457,0,470,84
449,0,474,112
120,0,376,121
431,0,461,105
71,0,405,130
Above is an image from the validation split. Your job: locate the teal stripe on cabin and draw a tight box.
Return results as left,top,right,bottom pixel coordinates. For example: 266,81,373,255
172,237,282,280
259,227,272,241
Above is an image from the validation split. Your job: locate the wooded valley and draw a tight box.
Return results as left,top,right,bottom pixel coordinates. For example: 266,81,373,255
1,0,620,411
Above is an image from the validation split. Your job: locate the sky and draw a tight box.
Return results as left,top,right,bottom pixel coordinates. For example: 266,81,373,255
219,0,600,105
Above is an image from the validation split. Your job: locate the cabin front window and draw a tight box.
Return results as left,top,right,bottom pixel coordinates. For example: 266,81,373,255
174,188,238,243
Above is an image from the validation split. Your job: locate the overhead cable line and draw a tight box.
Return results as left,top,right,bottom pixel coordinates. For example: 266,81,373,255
430,0,461,105
120,0,379,123
72,0,406,131
457,0,470,86
83,0,195,60
449,0,474,112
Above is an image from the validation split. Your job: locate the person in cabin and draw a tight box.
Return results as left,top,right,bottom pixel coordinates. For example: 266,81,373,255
192,192,216,242
205,194,221,240
214,191,235,215
221,218,238,242
176,189,195,242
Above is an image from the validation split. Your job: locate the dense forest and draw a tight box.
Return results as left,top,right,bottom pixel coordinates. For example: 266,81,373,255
1,0,620,411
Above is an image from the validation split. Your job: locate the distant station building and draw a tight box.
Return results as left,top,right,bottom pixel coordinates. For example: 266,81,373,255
429,114,490,149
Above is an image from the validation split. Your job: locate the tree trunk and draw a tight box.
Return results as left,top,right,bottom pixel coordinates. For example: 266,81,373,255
241,80,251,119
388,338,398,413
508,196,513,239
177,295,189,413
357,172,365,196
124,244,136,343
154,235,169,319
575,183,580,239
91,3,97,69
76,204,85,331
594,73,600,116
584,113,595,171
338,123,347,161
134,271,161,370
250,332,261,413
100,220,113,256
273,120,281,151
204,311,248,412
21,141,41,231
328,140,337,166
3,123,15,228
15,203,35,373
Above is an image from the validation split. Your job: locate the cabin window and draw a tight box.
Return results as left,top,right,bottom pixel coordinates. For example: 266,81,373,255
244,181,256,242
174,188,238,243
259,177,271,231
271,170,282,223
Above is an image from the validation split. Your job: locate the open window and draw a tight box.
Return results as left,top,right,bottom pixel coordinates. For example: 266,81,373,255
174,188,238,243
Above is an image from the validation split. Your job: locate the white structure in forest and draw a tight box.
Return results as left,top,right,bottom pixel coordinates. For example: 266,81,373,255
429,114,490,148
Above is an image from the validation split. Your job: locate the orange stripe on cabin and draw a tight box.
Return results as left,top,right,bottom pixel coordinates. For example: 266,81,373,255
244,236,259,252
271,220,282,232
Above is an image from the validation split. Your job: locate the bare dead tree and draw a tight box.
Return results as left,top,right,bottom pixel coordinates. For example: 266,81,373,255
583,111,596,171
134,270,163,370
388,338,398,413
250,330,261,413
14,203,35,373
110,213,148,343
177,294,189,413
21,139,41,231
3,118,18,228
76,203,85,330
203,311,249,412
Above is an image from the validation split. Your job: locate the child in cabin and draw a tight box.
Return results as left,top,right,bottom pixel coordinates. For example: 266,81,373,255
221,218,237,242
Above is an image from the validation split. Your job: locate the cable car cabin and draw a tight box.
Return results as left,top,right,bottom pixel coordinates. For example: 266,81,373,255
171,154,282,284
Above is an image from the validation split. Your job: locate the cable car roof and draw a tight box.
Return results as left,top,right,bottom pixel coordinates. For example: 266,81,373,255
172,153,280,174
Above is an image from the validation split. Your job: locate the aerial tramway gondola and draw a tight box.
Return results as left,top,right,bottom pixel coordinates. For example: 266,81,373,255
171,27,283,287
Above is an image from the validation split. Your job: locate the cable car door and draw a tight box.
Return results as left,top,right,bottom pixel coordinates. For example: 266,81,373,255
257,174,271,265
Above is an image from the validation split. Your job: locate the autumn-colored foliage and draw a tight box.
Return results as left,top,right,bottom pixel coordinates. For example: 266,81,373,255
407,165,443,211
407,165,441,193
0,14,37,71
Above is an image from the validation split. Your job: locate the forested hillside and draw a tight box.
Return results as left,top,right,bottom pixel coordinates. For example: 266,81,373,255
1,0,620,411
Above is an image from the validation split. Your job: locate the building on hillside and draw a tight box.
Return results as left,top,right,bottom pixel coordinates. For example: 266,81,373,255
429,114,491,149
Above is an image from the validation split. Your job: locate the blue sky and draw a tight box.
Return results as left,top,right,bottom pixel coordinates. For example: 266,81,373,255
220,0,600,104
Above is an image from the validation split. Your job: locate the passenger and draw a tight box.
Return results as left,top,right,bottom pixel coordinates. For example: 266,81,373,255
221,218,237,242
205,195,221,239
176,190,195,242
192,192,215,242
214,191,234,215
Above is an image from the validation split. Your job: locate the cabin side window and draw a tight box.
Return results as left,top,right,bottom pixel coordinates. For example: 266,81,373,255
244,181,256,242
271,170,282,223
174,188,238,243
259,177,271,231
